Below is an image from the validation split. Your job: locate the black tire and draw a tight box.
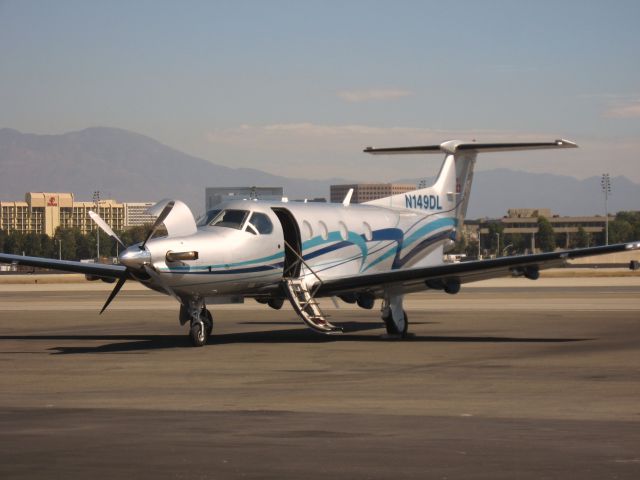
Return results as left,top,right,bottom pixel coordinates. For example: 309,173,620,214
189,321,208,347
202,309,213,336
383,309,409,337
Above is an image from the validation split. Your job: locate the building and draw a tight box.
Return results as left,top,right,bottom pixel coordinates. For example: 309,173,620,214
125,202,156,227
330,184,416,204
0,193,155,236
205,187,283,211
461,209,616,253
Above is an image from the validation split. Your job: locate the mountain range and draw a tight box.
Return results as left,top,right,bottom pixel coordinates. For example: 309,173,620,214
0,127,638,218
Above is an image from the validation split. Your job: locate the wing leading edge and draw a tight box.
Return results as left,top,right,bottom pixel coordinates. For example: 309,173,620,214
314,242,640,297
0,253,128,279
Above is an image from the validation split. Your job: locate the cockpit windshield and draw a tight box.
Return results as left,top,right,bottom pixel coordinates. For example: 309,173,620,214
208,209,250,230
196,209,221,227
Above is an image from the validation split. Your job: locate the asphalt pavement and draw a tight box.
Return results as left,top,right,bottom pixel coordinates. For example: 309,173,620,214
1,277,639,479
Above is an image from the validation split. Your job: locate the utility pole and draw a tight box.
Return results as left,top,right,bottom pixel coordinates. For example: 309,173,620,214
477,227,481,259
58,239,62,260
531,233,535,254
601,174,611,245
496,232,500,258
93,190,101,259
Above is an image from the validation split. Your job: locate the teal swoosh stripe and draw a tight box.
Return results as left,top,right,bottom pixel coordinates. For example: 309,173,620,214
364,217,456,271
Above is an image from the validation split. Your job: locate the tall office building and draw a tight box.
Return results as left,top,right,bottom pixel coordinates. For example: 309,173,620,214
205,187,283,211
0,193,156,236
330,183,416,204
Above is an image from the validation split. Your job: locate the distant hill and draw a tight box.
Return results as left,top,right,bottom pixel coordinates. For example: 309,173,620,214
467,169,639,218
0,127,344,215
397,169,640,218
1,127,638,218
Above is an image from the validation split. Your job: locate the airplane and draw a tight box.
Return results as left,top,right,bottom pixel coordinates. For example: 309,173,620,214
1,139,639,347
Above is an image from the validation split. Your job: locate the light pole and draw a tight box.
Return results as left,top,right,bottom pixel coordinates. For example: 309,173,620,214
496,232,500,258
93,190,101,259
477,227,481,259
58,239,62,260
601,174,611,245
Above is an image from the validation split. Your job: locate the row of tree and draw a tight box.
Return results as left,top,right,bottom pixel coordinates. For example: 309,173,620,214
0,225,154,261
2,212,640,261
456,212,640,258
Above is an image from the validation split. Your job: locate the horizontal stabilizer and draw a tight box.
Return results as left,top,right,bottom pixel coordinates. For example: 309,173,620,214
364,139,577,155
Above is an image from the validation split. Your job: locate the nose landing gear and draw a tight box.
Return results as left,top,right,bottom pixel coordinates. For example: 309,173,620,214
182,298,213,347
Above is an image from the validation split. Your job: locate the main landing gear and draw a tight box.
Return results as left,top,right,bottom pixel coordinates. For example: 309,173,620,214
381,293,409,338
180,298,213,347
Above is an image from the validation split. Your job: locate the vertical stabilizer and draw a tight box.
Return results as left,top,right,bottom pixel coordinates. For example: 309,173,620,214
363,138,577,234
364,154,457,217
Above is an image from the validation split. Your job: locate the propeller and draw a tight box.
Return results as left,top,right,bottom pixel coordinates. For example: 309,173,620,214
88,210,126,248
90,201,180,314
99,276,127,314
141,201,174,249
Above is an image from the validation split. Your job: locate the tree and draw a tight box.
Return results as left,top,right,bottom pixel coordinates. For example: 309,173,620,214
119,224,156,247
503,232,526,255
608,219,634,244
574,226,590,248
4,231,26,255
465,239,479,259
72,230,94,260
23,233,53,257
537,216,556,252
53,228,78,260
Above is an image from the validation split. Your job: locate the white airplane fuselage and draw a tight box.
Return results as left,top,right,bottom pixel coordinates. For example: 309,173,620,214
139,199,457,299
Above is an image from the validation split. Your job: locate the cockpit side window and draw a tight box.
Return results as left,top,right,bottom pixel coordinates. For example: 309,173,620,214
245,212,273,235
196,209,220,227
209,209,250,230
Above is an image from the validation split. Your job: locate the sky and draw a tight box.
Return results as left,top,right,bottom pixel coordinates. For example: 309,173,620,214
1,0,639,183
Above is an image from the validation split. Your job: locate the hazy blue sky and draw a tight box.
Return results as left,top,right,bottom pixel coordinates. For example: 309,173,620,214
1,0,639,181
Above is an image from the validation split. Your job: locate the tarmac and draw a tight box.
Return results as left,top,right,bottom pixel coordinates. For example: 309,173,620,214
1,275,639,479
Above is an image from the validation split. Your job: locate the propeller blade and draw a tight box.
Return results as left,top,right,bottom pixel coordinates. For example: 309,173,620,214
144,265,182,304
141,201,175,248
89,210,126,248
100,276,127,314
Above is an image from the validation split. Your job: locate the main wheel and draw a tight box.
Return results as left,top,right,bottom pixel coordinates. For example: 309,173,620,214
189,321,208,347
202,309,213,336
382,309,409,337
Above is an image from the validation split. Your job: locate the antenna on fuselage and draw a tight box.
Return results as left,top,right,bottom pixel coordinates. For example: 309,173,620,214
342,188,354,207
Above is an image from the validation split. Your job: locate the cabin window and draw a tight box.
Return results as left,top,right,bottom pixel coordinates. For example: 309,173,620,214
363,222,373,241
302,220,313,239
338,221,349,241
209,209,250,230
196,209,220,227
245,212,273,235
318,221,329,241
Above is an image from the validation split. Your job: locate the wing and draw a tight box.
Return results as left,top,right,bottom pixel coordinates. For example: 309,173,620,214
314,242,640,297
0,252,128,279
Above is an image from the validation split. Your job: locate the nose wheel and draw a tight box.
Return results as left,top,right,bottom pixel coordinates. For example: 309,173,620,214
185,298,213,347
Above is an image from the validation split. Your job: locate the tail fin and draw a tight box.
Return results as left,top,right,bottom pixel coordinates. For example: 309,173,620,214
364,139,577,230
365,154,457,218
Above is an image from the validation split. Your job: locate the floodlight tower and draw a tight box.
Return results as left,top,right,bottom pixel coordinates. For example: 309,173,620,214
600,174,611,245
93,190,101,258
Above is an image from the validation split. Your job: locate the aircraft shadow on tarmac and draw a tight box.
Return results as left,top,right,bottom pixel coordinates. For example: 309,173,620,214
0,321,591,355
